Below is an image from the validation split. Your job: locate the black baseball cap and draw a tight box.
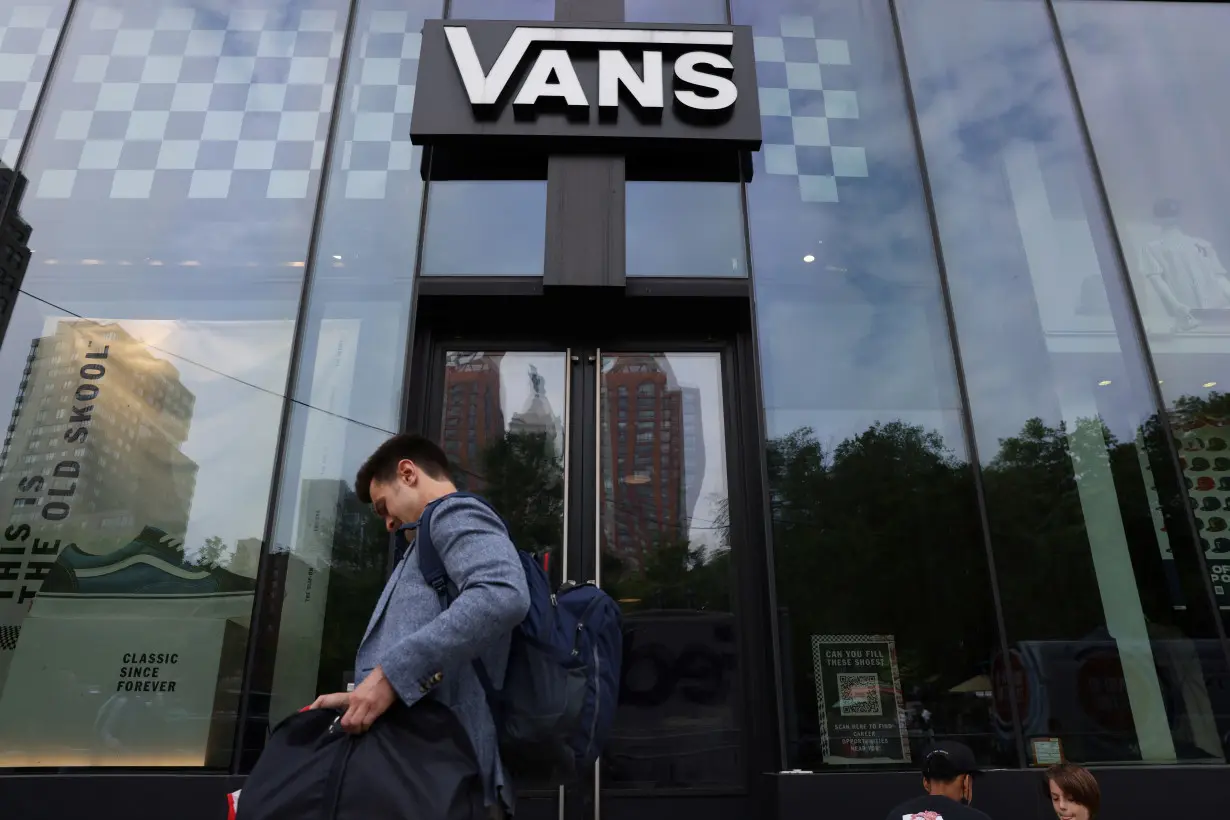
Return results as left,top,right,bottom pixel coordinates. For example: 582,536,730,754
921,741,982,779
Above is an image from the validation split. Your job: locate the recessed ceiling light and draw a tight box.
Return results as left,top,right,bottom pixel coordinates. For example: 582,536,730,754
1205,382,1218,388
333,255,342,260
1098,380,1112,386
803,255,815,263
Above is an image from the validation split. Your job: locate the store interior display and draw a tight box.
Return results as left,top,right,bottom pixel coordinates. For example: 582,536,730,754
1141,198,1230,333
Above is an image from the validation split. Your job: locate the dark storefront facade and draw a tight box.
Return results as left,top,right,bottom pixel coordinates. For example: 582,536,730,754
2,0,1230,817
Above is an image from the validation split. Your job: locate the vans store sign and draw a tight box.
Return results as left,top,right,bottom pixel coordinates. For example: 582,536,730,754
410,20,762,174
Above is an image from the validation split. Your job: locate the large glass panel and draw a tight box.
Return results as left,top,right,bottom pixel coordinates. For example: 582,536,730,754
900,0,1230,765
733,0,1010,770
623,0,746,278
448,0,553,21
598,351,738,788
625,182,746,277
419,0,547,276
0,0,348,767
0,0,70,166
259,0,440,735
1058,1,1230,634
625,0,726,24
421,181,548,276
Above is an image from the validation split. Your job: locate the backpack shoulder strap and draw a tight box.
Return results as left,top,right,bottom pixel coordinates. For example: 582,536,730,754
415,491,508,603
413,496,452,608
413,492,505,701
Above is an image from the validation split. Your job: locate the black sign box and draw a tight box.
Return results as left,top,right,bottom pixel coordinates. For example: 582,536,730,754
410,19,762,182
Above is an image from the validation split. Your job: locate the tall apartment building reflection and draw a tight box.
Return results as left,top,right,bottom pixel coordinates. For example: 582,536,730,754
0,320,198,550
0,163,31,345
441,352,507,488
601,355,703,571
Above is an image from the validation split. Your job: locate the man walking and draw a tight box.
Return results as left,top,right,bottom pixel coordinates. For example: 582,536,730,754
883,741,993,820
309,434,530,819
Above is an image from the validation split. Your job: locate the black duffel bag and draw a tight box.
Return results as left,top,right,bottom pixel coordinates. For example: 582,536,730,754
237,699,488,820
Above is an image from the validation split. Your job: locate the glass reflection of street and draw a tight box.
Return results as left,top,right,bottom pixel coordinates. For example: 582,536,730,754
598,352,738,790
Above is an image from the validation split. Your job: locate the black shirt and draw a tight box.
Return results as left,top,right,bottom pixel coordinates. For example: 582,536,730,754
883,794,993,820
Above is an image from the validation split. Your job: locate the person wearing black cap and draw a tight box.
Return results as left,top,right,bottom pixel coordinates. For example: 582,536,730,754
882,741,992,820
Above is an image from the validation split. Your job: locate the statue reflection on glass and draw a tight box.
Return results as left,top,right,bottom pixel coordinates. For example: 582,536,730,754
1140,197,1230,333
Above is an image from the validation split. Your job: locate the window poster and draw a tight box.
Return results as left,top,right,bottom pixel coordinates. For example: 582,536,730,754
810,634,910,765
1162,413,1230,610
0,317,291,765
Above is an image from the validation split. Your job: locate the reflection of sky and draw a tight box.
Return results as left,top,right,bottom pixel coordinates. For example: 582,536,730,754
735,0,970,461
0,0,70,167
896,0,1164,452
1058,1,1230,401
625,0,726,25
23,314,291,552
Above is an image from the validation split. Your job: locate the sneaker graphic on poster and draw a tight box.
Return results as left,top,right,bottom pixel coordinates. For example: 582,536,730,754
41,526,254,597
29,526,256,621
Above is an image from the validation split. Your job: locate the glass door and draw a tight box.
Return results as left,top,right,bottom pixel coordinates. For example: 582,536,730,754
595,351,743,802
422,343,747,819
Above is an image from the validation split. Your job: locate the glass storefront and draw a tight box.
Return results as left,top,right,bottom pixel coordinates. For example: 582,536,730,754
0,0,1228,793
735,0,1007,769
899,0,1227,767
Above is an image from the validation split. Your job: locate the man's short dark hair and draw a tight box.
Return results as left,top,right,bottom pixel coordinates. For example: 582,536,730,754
355,434,451,503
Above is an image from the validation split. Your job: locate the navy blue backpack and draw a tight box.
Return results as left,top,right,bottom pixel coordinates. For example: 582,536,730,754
400,492,623,781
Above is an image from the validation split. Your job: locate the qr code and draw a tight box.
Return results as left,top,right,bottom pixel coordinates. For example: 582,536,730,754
837,673,881,717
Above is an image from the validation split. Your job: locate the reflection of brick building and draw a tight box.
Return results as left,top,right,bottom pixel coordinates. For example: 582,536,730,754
441,352,506,488
601,356,699,570
0,320,198,550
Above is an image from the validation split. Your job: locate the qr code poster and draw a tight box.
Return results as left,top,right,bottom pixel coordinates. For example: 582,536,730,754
1165,414,1230,611
836,673,882,716
811,635,910,765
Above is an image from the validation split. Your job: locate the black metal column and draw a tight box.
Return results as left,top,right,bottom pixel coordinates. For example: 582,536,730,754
545,0,626,289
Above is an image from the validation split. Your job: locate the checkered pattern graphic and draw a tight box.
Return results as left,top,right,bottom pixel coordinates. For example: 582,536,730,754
32,5,345,200
0,4,65,168
337,11,419,200
755,14,864,203
0,624,18,651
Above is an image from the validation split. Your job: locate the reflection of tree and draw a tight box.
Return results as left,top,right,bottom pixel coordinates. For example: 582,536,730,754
768,422,989,694
192,535,228,569
981,417,1109,638
315,486,387,694
477,431,564,557
770,399,1221,767
602,535,732,612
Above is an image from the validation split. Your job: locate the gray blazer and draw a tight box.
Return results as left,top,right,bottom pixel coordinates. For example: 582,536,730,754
355,495,530,813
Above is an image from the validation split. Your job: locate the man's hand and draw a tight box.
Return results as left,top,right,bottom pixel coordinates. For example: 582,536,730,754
340,665,397,734
308,691,351,711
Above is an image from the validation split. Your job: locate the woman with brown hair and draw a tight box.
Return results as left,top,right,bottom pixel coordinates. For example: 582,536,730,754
1046,763,1101,820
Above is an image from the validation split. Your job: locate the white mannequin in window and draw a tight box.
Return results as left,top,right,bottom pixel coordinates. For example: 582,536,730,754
1140,197,1230,332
